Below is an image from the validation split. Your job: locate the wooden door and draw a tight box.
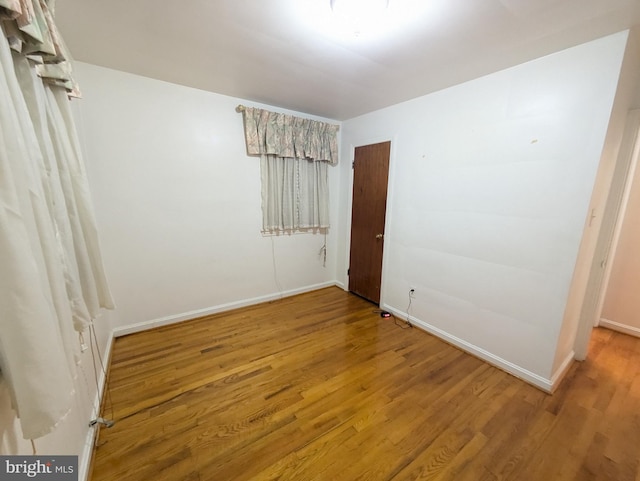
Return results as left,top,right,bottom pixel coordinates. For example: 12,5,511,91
348,141,391,304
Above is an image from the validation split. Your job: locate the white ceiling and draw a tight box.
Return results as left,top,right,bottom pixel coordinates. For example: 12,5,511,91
55,0,640,121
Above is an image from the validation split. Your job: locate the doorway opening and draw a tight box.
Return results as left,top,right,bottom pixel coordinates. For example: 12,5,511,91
574,110,640,359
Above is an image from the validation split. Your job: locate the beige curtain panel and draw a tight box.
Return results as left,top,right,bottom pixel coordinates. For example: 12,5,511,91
0,1,114,440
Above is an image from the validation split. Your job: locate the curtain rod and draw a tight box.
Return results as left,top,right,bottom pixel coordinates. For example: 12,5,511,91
235,104,339,130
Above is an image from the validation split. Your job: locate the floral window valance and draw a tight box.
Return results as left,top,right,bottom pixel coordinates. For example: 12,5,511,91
240,106,339,164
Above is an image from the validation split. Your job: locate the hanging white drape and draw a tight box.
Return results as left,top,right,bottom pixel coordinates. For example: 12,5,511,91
240,107,338,232
0,2,114,441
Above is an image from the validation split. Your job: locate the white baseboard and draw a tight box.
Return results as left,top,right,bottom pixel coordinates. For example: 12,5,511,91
549,351,575,393
113,281,339,337
599,318,640,338
382,304,555,393
79,331,114,481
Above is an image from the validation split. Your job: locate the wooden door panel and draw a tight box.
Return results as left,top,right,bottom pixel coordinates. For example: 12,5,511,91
349,141,391,304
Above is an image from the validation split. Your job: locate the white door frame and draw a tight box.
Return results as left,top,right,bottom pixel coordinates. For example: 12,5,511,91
573,109,640,359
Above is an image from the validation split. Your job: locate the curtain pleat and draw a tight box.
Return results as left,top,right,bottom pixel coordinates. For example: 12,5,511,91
14,53,92,331
0,26,76,440
54,86,114,312
242,107,339,164
0,8,114,441
259,155,329,232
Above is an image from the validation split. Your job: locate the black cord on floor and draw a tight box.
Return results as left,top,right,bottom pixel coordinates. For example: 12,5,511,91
394,313,412,330
372,309,412,330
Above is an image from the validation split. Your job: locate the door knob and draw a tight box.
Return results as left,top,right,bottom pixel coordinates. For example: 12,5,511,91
376,233,384,239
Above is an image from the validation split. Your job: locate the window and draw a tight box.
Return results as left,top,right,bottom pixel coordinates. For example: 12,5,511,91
239,106,339,232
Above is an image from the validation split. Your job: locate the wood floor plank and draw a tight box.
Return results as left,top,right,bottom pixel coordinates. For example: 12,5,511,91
90,287,640,481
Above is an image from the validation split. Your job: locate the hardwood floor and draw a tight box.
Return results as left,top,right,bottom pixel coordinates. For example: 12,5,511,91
90,287,640,481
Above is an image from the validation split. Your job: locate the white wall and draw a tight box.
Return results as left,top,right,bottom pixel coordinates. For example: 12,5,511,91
72,63,340,333
338,32,628,389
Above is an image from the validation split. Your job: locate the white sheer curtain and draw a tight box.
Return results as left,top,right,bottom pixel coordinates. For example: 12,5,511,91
240,107,338,232
260,156,329,231
0,2,114,441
